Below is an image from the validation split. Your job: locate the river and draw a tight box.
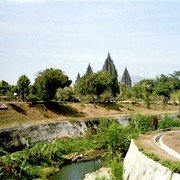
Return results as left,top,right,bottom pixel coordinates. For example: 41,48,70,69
50,161,102,180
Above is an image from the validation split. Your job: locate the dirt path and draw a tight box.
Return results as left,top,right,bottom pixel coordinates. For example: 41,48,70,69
162,131,180,154
135,129,180,162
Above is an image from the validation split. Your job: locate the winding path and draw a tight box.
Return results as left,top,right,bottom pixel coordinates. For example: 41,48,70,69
154,131,180,160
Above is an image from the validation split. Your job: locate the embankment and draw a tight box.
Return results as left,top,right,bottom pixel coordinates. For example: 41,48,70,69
0,116,130,152
124,140,180,180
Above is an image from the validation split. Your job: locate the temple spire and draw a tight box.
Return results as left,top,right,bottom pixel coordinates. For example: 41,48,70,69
75,72,81,84
102,53,118,78
121,67,132,88
86,63,93,75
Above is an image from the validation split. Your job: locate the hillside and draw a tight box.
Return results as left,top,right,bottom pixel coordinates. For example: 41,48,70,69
0,101,178,129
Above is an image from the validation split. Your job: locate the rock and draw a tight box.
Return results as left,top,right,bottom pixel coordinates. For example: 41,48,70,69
84,167,112,180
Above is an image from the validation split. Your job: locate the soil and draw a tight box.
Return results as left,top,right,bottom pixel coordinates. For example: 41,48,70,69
135,129,180,162
0,101,178,129
162,131,180,153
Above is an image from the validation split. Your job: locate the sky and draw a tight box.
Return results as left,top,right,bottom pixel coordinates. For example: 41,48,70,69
0,0,180,84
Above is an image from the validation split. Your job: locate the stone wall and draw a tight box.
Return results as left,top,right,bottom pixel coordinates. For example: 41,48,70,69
0,116,130,151
124,140,180,180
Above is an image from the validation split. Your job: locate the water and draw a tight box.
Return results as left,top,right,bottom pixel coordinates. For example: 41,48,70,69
50,161,102,180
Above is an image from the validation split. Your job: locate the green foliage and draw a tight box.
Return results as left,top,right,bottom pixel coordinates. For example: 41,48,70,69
171,90,180,113
141,149,180,173
110,156,123,180
34,68,72,101
0,80,11,96
56,87,77,102
161,160,180,174
159,115,180,129
95,119,131,155
27,94,40,103
17,75,31,101
131,114,154,133
0,137,97,179
131,80,155,108
129,72,180,107
1,115,179,178
75,71,119,102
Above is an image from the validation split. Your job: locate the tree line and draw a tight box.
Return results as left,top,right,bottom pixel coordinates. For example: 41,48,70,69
0,68,179,108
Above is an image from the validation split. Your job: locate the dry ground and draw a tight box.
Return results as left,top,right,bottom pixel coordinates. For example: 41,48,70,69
162,131,180,153
0,101,178,129
135,129,180,162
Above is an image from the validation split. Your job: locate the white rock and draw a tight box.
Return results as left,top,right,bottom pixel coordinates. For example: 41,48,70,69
84,167,112,180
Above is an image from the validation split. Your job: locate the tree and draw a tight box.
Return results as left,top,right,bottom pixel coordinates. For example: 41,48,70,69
171,90,180,113
17,75,31,101
0,80,11,95
56,87,77,102
131,79,155,108
34,68,72,101
155,74,173,107
75,71,119,102
169,71,180,91
141,80,155,108
131,83,143,101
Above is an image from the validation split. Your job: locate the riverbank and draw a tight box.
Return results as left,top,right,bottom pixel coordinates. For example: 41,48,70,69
0,114,179,179
0,101,178,129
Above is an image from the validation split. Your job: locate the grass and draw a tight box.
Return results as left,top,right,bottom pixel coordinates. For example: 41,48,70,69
140,148,180,173
0,101,177,129
0,115,179,179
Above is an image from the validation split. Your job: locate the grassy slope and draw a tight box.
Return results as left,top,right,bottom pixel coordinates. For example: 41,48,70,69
0,101,178,129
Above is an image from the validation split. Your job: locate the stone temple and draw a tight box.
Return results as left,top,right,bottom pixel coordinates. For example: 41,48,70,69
121,67,132,88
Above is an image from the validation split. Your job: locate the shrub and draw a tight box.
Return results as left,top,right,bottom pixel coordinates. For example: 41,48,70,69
96,119,131,155
159,115,180,129
132,114,153,133
27,94,40,103
109,155,123,180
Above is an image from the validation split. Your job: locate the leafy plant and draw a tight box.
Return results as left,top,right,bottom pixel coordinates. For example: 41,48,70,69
159,115,180,129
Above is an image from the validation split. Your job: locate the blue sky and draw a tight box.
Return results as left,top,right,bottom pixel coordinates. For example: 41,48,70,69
0,0,180,84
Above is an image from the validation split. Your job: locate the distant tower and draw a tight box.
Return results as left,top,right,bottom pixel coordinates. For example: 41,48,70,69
86,63,93,75
102,53,118,78
75,72,81,84
121,67,132,88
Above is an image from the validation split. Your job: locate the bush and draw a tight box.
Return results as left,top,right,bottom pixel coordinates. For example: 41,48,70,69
132,114,154,133
159,115,180,129
109,154,123,180
27,94,40,103
96,119,131,155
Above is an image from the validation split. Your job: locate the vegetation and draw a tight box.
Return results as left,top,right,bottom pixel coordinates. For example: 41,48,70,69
1,115,179,179
74,71,119,102
0,61,179,178
159,115,180,129
0,65,179,110
17,75,31,101
33,68,72,101
140,150,180,173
